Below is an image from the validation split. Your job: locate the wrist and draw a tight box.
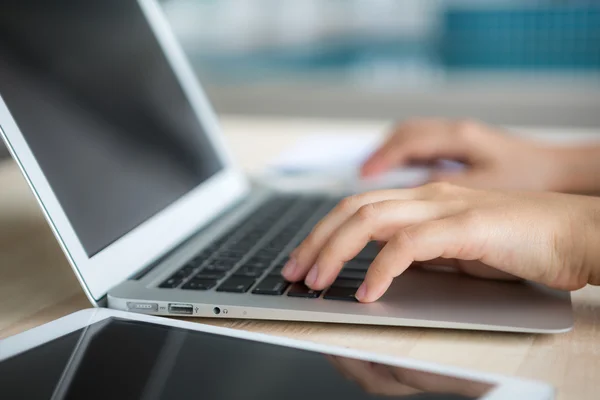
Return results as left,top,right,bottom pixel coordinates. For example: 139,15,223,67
545,146,600,194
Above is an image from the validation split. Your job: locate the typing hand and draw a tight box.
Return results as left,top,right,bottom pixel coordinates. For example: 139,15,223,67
360,119,561,191
282,183,600,302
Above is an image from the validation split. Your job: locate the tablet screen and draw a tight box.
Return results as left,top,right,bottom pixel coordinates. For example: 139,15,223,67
0,318,494,399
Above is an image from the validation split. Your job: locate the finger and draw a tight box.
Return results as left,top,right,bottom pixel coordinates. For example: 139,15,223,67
360,133,401,177
361,121,470,177
282,189,423,282
361,134,428,177
305,200,457,290
356,216,483,302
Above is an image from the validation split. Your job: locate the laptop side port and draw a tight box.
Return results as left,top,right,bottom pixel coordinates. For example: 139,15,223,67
168,303,193,315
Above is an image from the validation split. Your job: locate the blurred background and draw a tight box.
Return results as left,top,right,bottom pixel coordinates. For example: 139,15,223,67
159,0,600,126
1,0,600,160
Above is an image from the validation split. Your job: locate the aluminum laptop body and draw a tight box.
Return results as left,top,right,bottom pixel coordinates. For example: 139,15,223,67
0,0,573,333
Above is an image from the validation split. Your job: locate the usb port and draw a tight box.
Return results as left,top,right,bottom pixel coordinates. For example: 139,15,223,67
168,303,193,315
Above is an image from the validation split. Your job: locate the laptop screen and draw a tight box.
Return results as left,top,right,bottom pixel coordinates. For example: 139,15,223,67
0,0,224,256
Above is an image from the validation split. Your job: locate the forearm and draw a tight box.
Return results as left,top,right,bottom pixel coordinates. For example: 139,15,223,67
583,195,600,286
549,145,600,194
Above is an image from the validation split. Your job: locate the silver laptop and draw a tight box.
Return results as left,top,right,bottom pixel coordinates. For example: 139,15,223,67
0,0,573,333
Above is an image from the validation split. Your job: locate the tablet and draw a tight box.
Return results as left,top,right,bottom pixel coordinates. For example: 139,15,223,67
0,309,553,399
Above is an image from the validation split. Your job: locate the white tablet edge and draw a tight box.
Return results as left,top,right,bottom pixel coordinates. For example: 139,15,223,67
0,308,554,400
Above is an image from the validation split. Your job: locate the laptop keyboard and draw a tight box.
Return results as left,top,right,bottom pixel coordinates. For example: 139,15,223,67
158,195,380,302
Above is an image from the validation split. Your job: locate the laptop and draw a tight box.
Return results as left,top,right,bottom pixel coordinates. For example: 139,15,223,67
0,0,573,333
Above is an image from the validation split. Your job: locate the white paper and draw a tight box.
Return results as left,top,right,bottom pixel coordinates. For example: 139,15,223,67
266,134,383,173
262,133,434,193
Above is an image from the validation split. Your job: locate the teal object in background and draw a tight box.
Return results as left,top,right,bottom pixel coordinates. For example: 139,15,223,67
167,0,600,85
440,5,600,70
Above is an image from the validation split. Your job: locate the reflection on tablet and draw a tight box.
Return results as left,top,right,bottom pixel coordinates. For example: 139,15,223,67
0,318,494,399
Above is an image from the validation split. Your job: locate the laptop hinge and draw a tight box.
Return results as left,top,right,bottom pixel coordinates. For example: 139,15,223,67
96,296,108,308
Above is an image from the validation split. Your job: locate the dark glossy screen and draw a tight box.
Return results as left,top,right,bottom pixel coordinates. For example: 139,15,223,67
0,0,223,256
0,318,494,400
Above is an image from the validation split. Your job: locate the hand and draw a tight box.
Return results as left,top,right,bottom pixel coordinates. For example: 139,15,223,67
327,355,492,398
282,183,600,303
360,119,561,191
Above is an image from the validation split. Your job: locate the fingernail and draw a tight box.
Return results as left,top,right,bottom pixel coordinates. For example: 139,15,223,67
281,258,297,278
355,282,367,301
305,265,318,287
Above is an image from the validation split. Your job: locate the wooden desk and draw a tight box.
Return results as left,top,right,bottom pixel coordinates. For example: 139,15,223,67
1,116,600,399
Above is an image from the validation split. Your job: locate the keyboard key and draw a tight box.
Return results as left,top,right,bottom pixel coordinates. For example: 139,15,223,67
187,258,205,268
219,250,246,258
343,261,370,271
254,249,280,258
252,277,290,295
194,270,226,280
331,278,363,289
158,277,182,289
338,270,367,280
268,266,284,276
234,242,257,252
217,277,255,293
200,244,220,255
222,237,241,246
242,259,272,270
261,245,283,253
287,284,321,298
198,246,214,256
201,244,218,252
203,264,234,272
354,242,380,261
233,266,265,278
275,257,292,266
212,255,243,264
323,287,359,302
246,230,266,237
181,279,217,291
172,265,195,279
247,255,273,263
268,239,289,248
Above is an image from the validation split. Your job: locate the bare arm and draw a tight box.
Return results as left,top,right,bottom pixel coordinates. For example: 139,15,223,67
550,145,600,194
